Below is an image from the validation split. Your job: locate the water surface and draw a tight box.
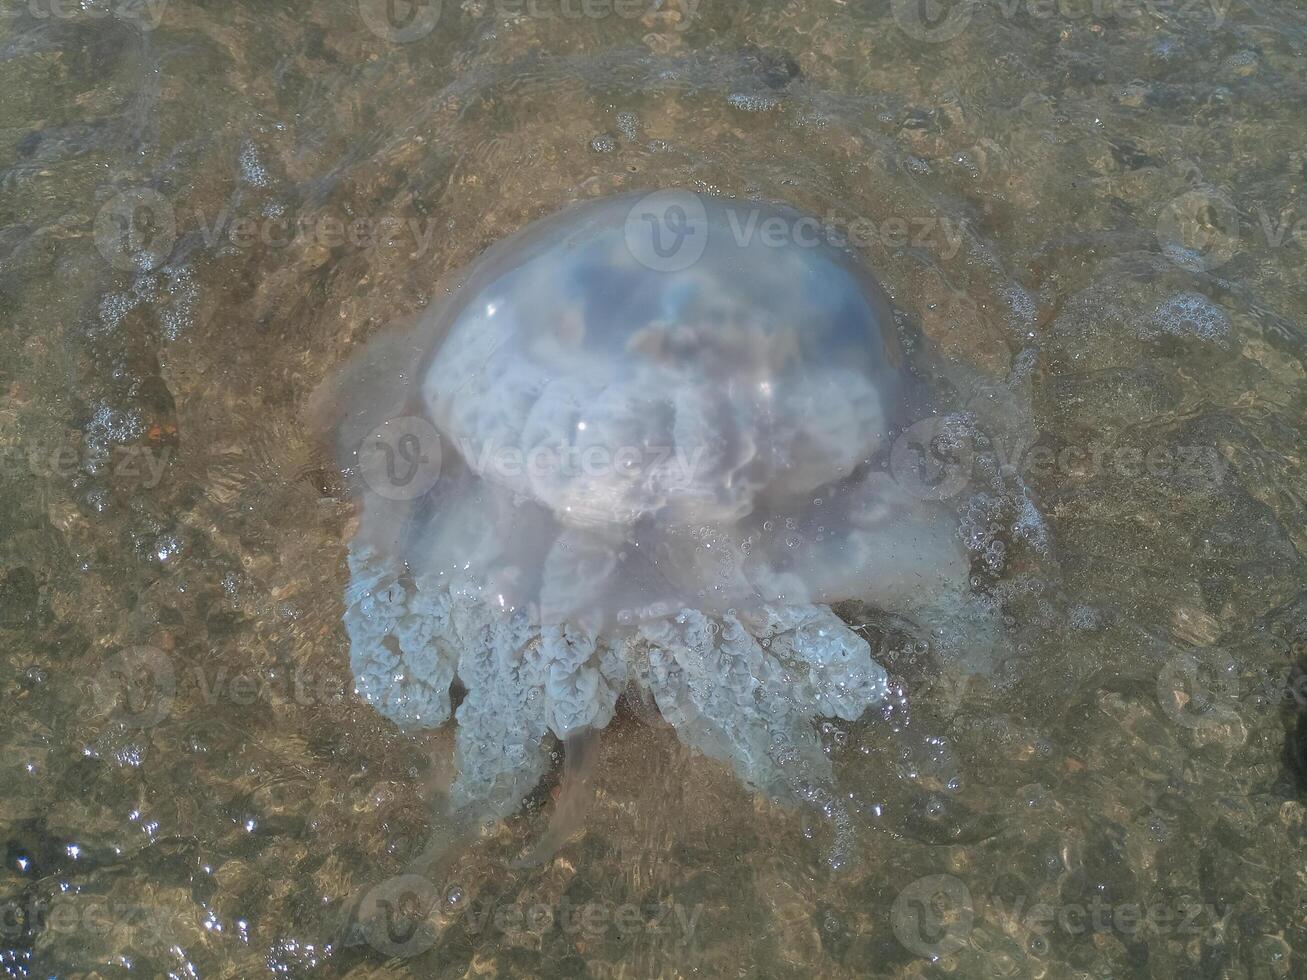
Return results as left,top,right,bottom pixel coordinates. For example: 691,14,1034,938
2,1,1306,977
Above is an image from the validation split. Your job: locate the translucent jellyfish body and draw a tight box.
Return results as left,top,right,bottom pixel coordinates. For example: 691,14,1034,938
313,191,977,862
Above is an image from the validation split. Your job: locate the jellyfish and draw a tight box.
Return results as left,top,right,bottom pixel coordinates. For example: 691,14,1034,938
310,191,985,866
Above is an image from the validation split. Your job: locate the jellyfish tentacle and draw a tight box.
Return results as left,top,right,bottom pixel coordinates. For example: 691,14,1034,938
447,592,550,823
636,606,877,867
513,727,602,868
740,604,889,721
539,622,627,738
344,545,457,729
637,609,830,802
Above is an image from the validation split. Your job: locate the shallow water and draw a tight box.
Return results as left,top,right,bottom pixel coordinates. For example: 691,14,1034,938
2,1,1306,977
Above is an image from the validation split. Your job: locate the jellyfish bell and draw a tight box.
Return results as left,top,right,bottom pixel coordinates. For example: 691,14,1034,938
419,196,913,535
310,191,990,870
406,194,927,614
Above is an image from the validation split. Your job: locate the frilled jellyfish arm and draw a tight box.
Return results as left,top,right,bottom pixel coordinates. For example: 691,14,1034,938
634,607,887,804
344,540,631,824
440,594,627,822
344,546,458,731
738,605,891,720
446,594,551,822
533,623,628,738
